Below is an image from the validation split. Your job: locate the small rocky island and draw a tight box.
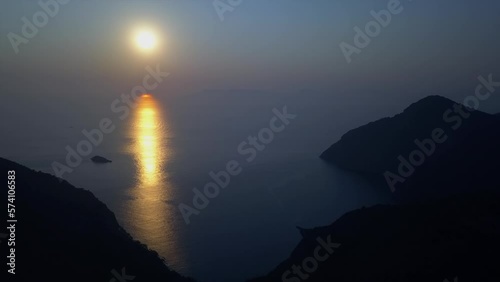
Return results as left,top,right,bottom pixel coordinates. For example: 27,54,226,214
91,155,112,163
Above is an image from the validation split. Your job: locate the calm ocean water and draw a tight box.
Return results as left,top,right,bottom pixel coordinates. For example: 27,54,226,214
1,91,389,281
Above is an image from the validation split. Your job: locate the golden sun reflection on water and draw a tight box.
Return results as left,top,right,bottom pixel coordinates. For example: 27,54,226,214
127,94,185,271
136,104,163,186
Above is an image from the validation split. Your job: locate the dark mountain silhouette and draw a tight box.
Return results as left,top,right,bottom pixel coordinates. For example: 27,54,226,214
252,96,500,282
0,157,194,282
249,190,500,282
320,95,500,200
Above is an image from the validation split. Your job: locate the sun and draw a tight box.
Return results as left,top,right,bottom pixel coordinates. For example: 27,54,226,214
135,30,157,51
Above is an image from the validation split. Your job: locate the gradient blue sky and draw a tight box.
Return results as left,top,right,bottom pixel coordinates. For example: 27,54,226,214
1,0,500,111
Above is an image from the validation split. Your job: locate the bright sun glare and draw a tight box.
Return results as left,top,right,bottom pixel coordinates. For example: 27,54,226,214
135,30,157,51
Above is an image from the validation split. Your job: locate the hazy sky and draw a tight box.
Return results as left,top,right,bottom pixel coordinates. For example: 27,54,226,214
1,0,500,111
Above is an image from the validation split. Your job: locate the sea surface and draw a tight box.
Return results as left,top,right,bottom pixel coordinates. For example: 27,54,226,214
1,90,391,281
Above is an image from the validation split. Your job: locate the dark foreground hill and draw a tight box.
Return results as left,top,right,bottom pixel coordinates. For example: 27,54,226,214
320,95,500,200
0,157,194,282
250,190,500,282
251,96,500,282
